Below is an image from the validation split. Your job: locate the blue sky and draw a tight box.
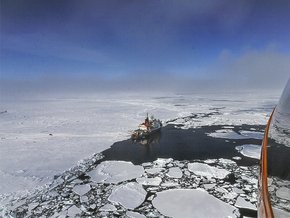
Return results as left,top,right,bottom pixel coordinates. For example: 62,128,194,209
1,0,290,91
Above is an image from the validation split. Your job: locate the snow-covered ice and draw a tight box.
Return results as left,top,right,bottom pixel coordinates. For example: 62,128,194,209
0,91,278,208
239,130,264,140
136,177,162,186
99,204,117,212
4,158,263,217
207,129,246,139
276,187,290,201
145,167,164,175
273,207,290,218
152,189,238,218
234,196,256,210
188,162,230,179
126,211,146,218
235,144,261,159
167,167,183,178
72,184,90,196
108,182,146,209
87,161,144,184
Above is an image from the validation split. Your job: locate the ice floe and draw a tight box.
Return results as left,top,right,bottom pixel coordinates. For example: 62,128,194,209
72,184,90,196
152,189,239,218
136,177,162,186
235,144,261,159
167,167,183,178
145,167,164,175
5,158,264,217
67,205,81,217
88,161,144,184
239,130,264,140
188,162,230,179
276,187,290,201
99,203,117,212
207,129,246,139
108,182,146,209
273,207,290,218
234,196,256,210
126,211,146,218
153,158,173,167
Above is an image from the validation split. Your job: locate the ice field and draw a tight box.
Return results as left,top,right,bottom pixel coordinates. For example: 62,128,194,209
1,91,285,217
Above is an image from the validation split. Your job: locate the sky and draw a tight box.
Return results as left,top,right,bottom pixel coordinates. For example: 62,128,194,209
1,0,290,93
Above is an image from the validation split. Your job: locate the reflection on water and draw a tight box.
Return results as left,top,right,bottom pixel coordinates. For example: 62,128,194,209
131,130,161,146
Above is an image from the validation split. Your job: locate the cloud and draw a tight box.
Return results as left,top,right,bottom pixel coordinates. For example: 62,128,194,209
213,47,290,89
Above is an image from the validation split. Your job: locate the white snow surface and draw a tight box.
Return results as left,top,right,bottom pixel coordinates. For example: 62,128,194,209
152,189,238,218
239,130,264,140
167,167,183,178
235,196,257,210
136,177,162,186
87,161,144,184
207,129,246,139
208,129,264,140
276,187,290,201
188,162,230,179
72,184,91,196
0,91,277,200
235,144,261,159
126,211,146,218
108,182,146,209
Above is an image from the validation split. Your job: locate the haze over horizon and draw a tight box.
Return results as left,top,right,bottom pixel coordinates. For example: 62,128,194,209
1,0,290,94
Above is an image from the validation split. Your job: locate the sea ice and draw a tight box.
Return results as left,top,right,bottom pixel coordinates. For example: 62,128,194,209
108,182,146,209
188,162,230,179
1,92,276,199
88,161,144,184
126,211,146,218
99,204,117,212
239,130,264,140
136,177,162,186
204,159,217,164
167,167,183,178
276,187,290,201
235,196,256,210
67,205,81,217
145,167,164,175
153,158,173,167
232,156,242,160
152,189,238,218
235,144,261,159
273,207,290,218
207,129,246,139
72,184,91,196
218,158,236,165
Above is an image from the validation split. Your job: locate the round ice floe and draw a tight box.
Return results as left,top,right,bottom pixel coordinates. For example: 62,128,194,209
188,162,230,179
108,182,147,209
87,161,144,184
152,189,238,218
235,144,261,159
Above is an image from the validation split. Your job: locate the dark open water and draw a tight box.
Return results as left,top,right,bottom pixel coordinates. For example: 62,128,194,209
101,124,265,166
